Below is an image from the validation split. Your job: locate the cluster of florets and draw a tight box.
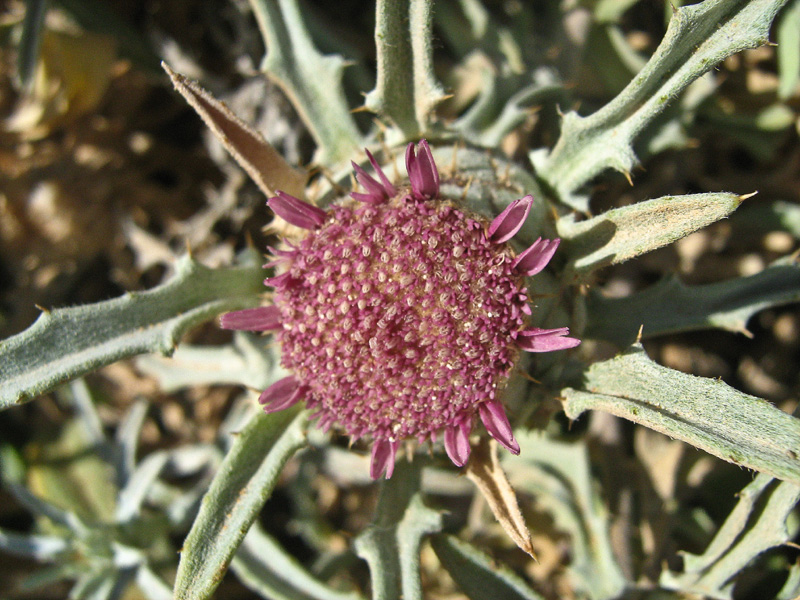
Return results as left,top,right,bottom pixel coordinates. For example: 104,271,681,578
221,140,579,478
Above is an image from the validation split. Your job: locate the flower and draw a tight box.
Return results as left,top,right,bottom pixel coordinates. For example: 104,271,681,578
221,140,579,479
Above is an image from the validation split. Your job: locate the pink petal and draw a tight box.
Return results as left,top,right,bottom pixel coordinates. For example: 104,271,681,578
366,148,396,197
267,191,326,230
351,162,387,204
513,238,560,276
405,140,439,199
487,195,533,244
478,400,520,455
370,439,399,479
516,327,581,352
444,419,472,467
264,271,294,289
258,376,305,413
219,306,282,331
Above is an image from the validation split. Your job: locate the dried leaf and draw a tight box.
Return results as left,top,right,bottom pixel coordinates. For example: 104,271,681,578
465,438,534,557
163,62,307,200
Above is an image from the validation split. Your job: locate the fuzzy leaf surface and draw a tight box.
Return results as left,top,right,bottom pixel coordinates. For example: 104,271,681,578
231,522,363,600
505,433,627,600
354,460,442,600
174,408,307,600
661,474,800,598
431,534,544,600
586,256,800,346
533,0,788,207
559,192,742,280
365,0,445,138
0,256,263,409
250,0,361,164
563,344,800,483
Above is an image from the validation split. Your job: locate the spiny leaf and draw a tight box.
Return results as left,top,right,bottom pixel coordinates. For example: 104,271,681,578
174,407,307,600
532,0,788,208
661,474,800,599
365,0,446,139
249,0,361,165
353,459,442,600
431,534,545,600
0,255,264,409
563,344,800,484
559,192,743,280
586,256,800,347
164,63,307,200
777,0,800,100
465,438,534,557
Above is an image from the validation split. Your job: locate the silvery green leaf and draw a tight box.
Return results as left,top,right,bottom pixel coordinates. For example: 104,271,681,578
365,0,445,139
231,522,363,600
136,332,282,392
67,379,106,447
69,570,118,600
0,528,69,560
115,451,169,524
661,474,800,599
533,0,788,208
115,400,149,489
777,561,800,600
777,0,800,99
504,433,627,600
558,192,743,280
174,407,307,600
354,460,442,600
0,255,263,409
586,256,800,347
6,482,88,536
135,565,173,600
430,534,545,600
249,0,361,164
563,344,800,483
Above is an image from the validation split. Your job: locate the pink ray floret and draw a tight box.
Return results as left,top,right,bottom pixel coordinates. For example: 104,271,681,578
220,305,282,331
370,439,400,479
351,149,395,204
268,191,327,230
478,400,520,454
444,418,473,467
258,376,305,413
405,139,439,199
516,327,581,352
488,195,533,244
513,237,561,276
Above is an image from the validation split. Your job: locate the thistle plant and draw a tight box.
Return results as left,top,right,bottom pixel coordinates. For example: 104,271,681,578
2,0,800,599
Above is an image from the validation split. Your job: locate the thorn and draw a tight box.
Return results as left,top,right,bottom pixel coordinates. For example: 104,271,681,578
459,175,474,202
185,238,193,257
448,141,460,179
739,191,758,201
623,171,634,187
635,324,644,343
519,371,541,384
244,230,255,248
350,105,371,114
34,304,50,314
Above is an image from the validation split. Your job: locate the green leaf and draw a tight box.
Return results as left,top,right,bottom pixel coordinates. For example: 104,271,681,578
559,192,742,280
353,460,442,600
231,522,363,600
563,344,800,483
173,407,307,600
532,0,789,208
0,255,263,409
365,0,445,139
586,256,800,347
504,433,627,600
0,528,69,560
661,474,800,599
431,534,545,600
777,0,800,100
249,0,361,165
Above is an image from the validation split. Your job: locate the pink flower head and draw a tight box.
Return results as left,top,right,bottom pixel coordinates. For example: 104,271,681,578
221,140,579,479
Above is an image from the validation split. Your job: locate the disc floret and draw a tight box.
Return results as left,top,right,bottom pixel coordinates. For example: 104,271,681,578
221,140,579,478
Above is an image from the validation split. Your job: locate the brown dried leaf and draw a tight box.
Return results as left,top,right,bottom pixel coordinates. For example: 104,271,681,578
163,62,307,200
465,437,535,558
